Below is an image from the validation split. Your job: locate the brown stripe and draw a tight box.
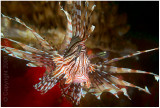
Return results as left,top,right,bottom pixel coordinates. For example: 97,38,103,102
131,69,137,72
76,5,81,10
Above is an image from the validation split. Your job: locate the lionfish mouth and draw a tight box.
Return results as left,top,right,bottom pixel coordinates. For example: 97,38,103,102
1,1,158,106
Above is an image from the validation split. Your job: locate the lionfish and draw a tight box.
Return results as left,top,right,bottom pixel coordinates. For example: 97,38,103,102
1,1,159,105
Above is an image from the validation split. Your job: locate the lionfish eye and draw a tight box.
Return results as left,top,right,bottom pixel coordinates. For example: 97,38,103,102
97,51,109,58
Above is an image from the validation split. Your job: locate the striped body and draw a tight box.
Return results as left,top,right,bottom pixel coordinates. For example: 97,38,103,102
1,1,159,106
54,43,93,87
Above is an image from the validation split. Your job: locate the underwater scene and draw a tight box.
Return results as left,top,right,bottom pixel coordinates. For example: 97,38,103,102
1,1,159,107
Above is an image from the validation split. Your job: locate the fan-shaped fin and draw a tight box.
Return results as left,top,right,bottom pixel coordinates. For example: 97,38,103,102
89,66,153,100
59,2,73,54
82,2,96,40
109,75,151,94
121,88,131,100
89,71,121,99
2,46,38,62
96,65,158,82
74,1,82,38
34,73,64,94
60,83,84,105
1,14,58,55
2,46,54,70
154,75,159,82
2,37,47,54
